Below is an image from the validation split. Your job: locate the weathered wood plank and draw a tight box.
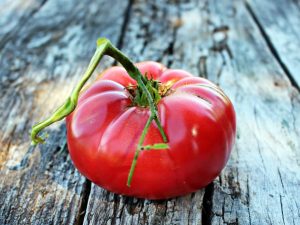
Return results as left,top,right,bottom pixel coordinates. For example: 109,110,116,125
177,0,300,224
2,0,300,224
83,1,206,224
83,0,300,224
0,0,129,224
84,184,204,225
246,0,300,89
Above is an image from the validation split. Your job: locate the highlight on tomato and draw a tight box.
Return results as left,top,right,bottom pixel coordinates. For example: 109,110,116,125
31,38,236,200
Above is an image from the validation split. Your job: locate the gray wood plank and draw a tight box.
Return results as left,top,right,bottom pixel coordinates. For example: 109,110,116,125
2,0,300,224
83,184,204,225
83,1,206,224
0,0,129,224
177,0,300,224
247,0,300,89
83,0,300,224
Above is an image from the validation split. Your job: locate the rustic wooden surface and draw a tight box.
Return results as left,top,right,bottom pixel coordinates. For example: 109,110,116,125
0,0,300,224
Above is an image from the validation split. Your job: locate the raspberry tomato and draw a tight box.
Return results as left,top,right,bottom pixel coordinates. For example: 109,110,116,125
31,38,235,200
66,61,236,199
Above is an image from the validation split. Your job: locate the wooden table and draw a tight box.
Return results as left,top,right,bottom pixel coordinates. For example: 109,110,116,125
1,0,300,224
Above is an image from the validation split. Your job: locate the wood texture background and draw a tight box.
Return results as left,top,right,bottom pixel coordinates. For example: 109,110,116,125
0,0,299,224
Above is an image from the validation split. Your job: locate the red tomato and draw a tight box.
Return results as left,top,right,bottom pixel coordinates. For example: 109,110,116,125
66,61,236,199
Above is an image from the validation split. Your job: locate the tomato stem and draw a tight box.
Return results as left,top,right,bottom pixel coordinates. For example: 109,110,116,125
30,38,169,186
30,39,110,144
127,114,169,186
127,115,153,186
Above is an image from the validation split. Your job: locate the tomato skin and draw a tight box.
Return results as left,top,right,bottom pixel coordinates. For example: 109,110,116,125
66,61,236,199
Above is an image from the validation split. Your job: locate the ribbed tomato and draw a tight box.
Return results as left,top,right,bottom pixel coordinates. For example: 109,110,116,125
66,61,236,199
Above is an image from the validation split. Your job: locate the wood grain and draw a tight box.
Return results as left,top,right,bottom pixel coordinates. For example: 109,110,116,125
195,0,300,224
0,0,129,224
83,0,300,224
1,0,300,224
246,0,300,89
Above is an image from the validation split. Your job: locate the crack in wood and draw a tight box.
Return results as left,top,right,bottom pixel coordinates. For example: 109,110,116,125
76,180,91,225
117,0,134,50
199,56,208,78
202,183,214,225
76,0,134,224
245,1,300,92
246,176,251,225
279,195,286,225
277,168,285,192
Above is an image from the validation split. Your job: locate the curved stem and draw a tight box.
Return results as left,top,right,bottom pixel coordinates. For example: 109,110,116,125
153,116,168,142
31,39,110,144
31,38,167,144
30,39,111,144
106,45,168,142
30,37,169,186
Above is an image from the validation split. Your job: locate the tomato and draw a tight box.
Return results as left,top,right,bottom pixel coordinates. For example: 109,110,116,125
66,61,236,199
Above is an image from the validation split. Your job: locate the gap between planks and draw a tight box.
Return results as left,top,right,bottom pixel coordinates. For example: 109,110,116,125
77,0,134,223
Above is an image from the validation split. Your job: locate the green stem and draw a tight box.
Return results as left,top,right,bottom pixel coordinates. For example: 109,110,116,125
106,45,168,142
30,39,110,144
30,38,169,186
153,116,168,142
127,115,153,187
31,38,167,144
127,117,169,186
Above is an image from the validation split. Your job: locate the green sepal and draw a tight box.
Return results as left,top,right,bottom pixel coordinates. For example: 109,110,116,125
142,143,169,150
